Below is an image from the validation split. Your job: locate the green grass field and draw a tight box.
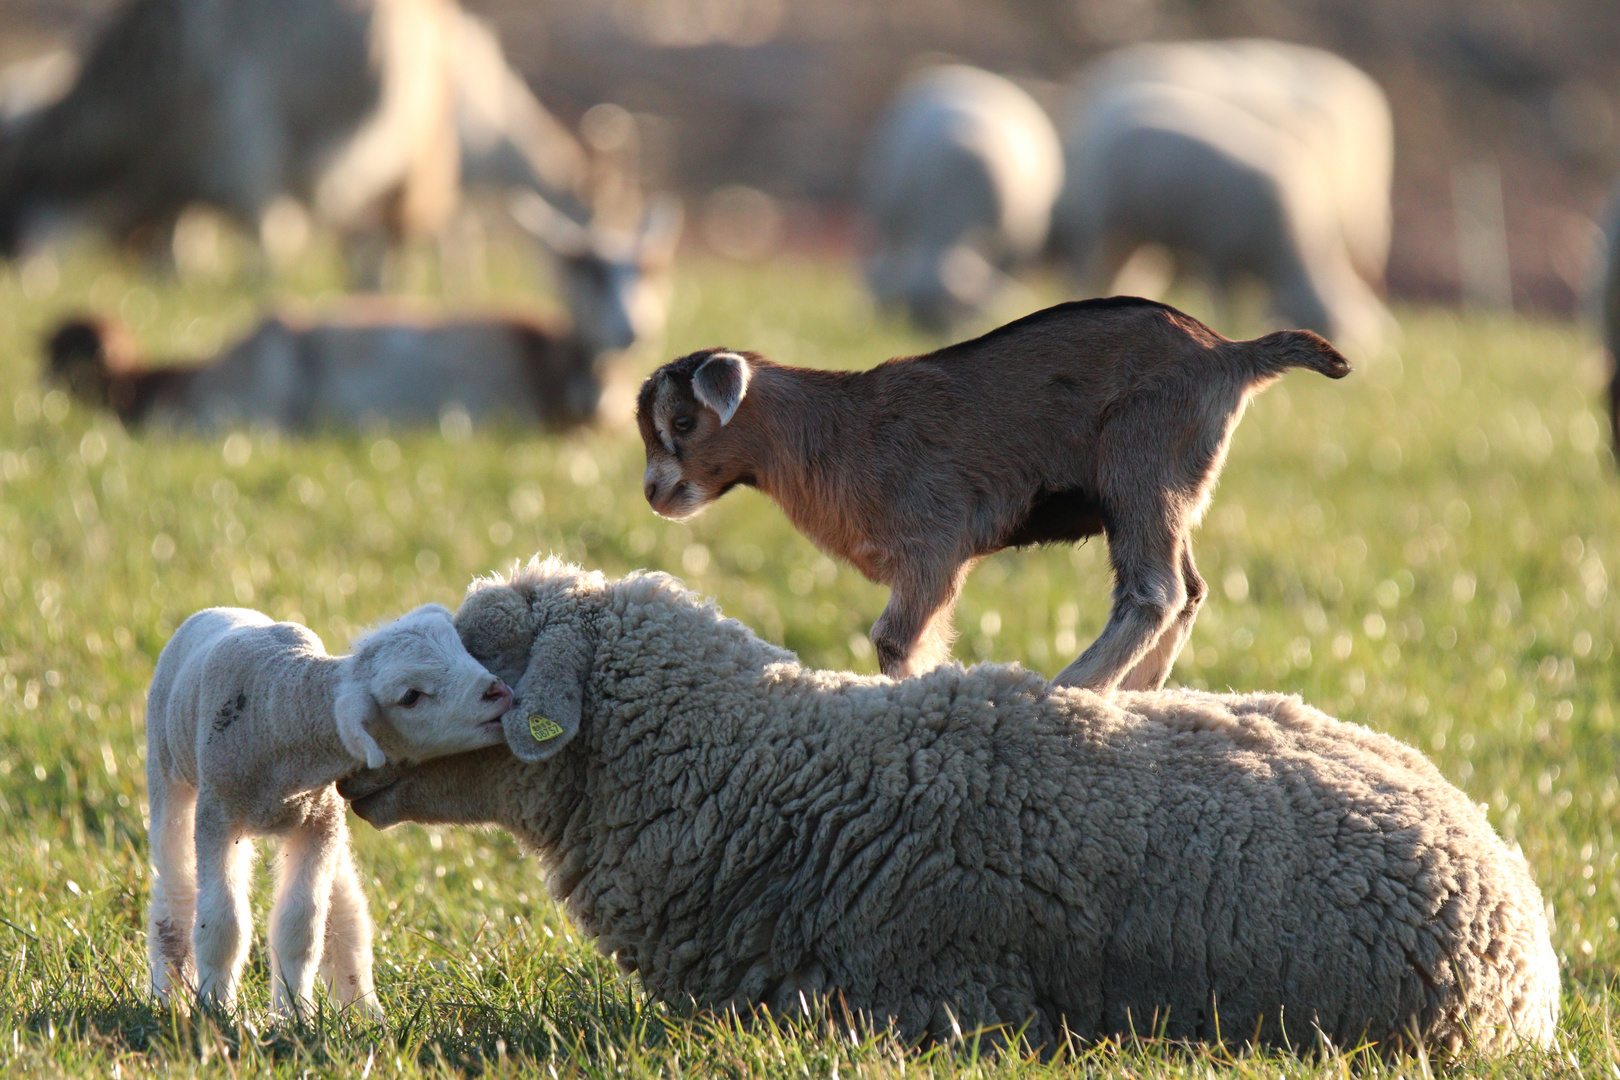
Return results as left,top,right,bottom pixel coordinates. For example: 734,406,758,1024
1,240,1618,1077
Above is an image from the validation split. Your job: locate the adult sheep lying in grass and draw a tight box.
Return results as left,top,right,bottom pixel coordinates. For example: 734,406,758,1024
146,605,513,1016
341,558,1559,1054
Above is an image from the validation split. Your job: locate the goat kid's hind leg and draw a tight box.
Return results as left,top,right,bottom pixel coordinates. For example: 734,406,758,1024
268,798,345,1017
319,826,382,1020
1117,538,1206,692
1052,504,1184,693
192,798,257,1012
147,776,199,1006
871,561,972,679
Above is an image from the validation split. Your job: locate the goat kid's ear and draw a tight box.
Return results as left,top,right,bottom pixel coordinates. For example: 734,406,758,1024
691,352,749,425
335,684,388,770
504,611,591,763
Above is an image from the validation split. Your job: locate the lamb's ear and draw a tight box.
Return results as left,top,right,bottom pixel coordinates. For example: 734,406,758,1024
335,683,387,770
691,352,749,425
503,612,592,762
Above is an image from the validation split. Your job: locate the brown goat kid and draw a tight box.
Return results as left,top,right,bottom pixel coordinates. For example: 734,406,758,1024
637,297,1350,690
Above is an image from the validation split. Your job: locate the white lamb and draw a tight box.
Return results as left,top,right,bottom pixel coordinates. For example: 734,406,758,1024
144,604,513,1016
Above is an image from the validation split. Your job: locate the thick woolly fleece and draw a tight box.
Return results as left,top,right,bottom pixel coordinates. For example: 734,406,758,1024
372,559,1560,1053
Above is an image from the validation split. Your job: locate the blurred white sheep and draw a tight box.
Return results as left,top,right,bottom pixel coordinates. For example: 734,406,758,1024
859,64,1063,332
1053,40,1394,354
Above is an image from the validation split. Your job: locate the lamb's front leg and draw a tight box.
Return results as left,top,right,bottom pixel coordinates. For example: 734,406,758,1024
267,797,344,1017
192,798,257,1012
319,822,382,1020
870,560,970,679
147,776,199,1006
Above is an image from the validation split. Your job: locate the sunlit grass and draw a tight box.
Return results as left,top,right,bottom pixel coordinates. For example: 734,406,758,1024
1,238,1618,1075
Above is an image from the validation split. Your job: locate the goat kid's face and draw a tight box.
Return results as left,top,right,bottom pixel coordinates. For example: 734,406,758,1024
636,349,752,520
336,604,514,769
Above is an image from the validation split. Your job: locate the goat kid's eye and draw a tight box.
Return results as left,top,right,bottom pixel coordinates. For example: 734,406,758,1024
398,689,422,708
672,415,696,434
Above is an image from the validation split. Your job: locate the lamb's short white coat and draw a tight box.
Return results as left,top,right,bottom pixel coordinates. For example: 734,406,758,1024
144,604,510,1015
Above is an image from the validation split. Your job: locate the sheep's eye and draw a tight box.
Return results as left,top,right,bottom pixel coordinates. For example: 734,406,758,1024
672,415,696,434
398,689,422,708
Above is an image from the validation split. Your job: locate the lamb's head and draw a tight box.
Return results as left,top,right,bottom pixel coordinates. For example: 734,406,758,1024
636,348,758,520
335,604,513,770
456,557,607,764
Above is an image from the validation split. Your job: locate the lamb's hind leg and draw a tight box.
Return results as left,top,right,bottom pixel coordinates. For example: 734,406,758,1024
192,798,257,1012
319,819,382,1020
147,776,199,1006
1052,503,1184,693
1116,538,1206,692
871,560,973,679
268,794,343,1017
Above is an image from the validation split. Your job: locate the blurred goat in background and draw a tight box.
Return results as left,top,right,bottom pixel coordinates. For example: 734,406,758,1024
1053,40,1395,354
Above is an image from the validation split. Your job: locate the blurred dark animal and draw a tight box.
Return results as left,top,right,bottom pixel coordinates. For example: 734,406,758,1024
1054,40,1393,354
46,302,607,432
637,298,1350,689
860,65,1062,333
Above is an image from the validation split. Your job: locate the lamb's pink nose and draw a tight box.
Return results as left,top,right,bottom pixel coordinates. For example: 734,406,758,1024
483,680,513,710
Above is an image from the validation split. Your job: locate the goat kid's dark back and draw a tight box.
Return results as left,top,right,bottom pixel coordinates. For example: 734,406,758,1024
637,297,1349,690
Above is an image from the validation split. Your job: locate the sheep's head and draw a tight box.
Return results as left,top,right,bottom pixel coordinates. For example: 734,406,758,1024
457,557,603,763
335,604,513,769
636,348,756,520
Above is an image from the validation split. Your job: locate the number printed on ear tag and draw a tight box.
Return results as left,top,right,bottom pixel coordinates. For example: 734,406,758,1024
529,714,564,742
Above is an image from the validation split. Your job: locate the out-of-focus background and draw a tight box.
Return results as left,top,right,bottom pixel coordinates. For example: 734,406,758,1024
5,1,1620,1076
2,0,1616,311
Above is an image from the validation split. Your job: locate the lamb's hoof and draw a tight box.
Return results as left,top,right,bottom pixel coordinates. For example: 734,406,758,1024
342,994,385,1024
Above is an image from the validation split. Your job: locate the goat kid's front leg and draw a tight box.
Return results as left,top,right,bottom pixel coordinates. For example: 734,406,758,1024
319,833,382,1020
267,800,345,1017
871,562,970,680
1052,513,1184,693
1116,539,1207,692
192,799,257,1012
147,776,199,1006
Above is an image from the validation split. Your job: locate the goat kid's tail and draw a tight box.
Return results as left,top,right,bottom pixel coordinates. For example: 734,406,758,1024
1233,329,1352,381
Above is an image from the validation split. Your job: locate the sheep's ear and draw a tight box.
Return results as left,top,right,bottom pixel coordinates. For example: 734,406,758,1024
335,684,387,770
691,352,749,425
503,613,591,763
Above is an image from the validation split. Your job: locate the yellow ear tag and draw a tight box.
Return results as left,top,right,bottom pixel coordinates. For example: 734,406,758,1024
528,714,564,742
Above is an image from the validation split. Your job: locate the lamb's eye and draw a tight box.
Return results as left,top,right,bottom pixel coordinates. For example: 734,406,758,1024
398,689,422,708
672,415,696,434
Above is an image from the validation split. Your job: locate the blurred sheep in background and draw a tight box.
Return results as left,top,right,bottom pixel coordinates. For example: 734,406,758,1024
1053,40,1395,354
858,64,1063,333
